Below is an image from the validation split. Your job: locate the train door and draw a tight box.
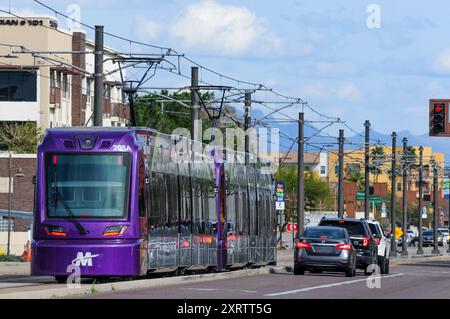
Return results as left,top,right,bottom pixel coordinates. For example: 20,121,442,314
138,150,149,275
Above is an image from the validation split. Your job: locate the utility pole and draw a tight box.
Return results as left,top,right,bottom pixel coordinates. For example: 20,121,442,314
417,146,424,255
432,161,441,255
364,120,370,219
297,112,305,237
338,129,345,218
244,92,251,166
7,153,11,256
401,137,408,257
448,175,450,254
190,67,199,143
93,25,104,127
390,132,397,257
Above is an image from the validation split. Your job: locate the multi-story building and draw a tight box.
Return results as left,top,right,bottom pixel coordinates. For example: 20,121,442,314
279,152,328,179
0,14,129,131
327,146,447,222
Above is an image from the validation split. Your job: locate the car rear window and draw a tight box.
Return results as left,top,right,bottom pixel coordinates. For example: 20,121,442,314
303,228,346,239
423,231,433,236
319,220,366,236
369,224,381,236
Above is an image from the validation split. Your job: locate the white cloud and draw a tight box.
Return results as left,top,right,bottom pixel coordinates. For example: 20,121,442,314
169,0,281,55
135,15,162,40
315,62,358,76
432,47,450,73
336,83,361,101
300,82,362,102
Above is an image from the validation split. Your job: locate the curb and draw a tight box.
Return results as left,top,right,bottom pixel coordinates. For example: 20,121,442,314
0,267,283,299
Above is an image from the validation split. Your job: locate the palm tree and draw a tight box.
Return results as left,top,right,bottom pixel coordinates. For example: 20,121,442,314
346,171,365,191
370,146,386,183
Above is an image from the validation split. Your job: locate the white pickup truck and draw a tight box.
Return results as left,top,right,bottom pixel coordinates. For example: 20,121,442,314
366,219,391,274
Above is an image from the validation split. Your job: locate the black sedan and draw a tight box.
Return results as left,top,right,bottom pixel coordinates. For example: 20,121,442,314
294,226,357,277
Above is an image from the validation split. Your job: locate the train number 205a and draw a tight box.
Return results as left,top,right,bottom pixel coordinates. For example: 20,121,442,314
112,145,132,152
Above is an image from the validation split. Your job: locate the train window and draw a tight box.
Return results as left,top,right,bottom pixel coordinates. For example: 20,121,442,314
45,153,130,219
179,176,191,234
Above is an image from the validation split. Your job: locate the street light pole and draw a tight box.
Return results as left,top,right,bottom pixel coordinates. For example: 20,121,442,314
390,132,397,257
401,137,408,257
417,146,424,255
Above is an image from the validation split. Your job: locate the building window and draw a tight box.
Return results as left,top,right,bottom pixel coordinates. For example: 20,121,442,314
397,183,401,191
0,217,14,232
86,78,92,104
50,70,56,88
320,166,326,175
56,72,61,88
0,70,37,102
63,74,69,98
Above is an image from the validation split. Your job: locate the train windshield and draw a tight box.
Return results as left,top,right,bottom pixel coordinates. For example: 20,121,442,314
45,153,131,219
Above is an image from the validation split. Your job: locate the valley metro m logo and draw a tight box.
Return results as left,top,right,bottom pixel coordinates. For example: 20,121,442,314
72,252,100,267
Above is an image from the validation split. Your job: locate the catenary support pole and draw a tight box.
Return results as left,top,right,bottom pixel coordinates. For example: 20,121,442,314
297,113,305,237
190,67,199,143
338,129,345,218
364,120,370,219
93,25,104,127
432,161,441,255
390,132,397,257
401,137,409,257
244,92,251,166
417,146,424,255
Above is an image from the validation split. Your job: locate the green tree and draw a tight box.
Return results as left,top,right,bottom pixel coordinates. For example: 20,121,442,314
370,146,386,183
346,171,365,191
134,90,238,136
274,166,333,218
0,121,42,153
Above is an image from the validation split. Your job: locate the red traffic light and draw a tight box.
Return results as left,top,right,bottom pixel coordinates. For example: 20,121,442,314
434,104,444,113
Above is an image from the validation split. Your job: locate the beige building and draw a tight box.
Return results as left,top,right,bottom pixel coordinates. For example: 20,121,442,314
0,14,129,130
328,146,445,201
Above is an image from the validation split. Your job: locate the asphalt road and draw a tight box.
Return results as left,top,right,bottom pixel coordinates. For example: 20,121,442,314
81,259,450,299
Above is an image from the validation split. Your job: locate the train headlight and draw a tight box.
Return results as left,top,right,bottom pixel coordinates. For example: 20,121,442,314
103,225,128,237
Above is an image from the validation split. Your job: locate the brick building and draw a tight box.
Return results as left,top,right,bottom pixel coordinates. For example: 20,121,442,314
0,154,35,232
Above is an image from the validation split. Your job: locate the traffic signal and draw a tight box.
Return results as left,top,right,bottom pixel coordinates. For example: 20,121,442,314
433,103,445,134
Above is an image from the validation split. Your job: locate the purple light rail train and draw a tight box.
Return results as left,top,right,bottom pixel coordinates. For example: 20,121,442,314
31,127,277,282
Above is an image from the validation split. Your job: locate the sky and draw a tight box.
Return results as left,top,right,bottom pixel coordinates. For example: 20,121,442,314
6,0,450,136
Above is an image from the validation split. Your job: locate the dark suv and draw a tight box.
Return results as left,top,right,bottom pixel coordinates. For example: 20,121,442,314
318,218,378,275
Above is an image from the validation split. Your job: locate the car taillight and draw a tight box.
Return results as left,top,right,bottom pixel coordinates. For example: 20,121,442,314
296,241,312,249
362,236,371,247
103,225,128,237
374,237,381,245
46,225,66,237
336,243,352,251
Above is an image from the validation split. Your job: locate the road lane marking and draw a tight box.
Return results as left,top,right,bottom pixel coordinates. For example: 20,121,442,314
180,288,257,293
264,273,404,297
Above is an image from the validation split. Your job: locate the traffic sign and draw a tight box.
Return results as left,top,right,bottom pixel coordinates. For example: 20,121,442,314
381,202,387,218
276,202,285,210
395,226,403,239
422,206,427,219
